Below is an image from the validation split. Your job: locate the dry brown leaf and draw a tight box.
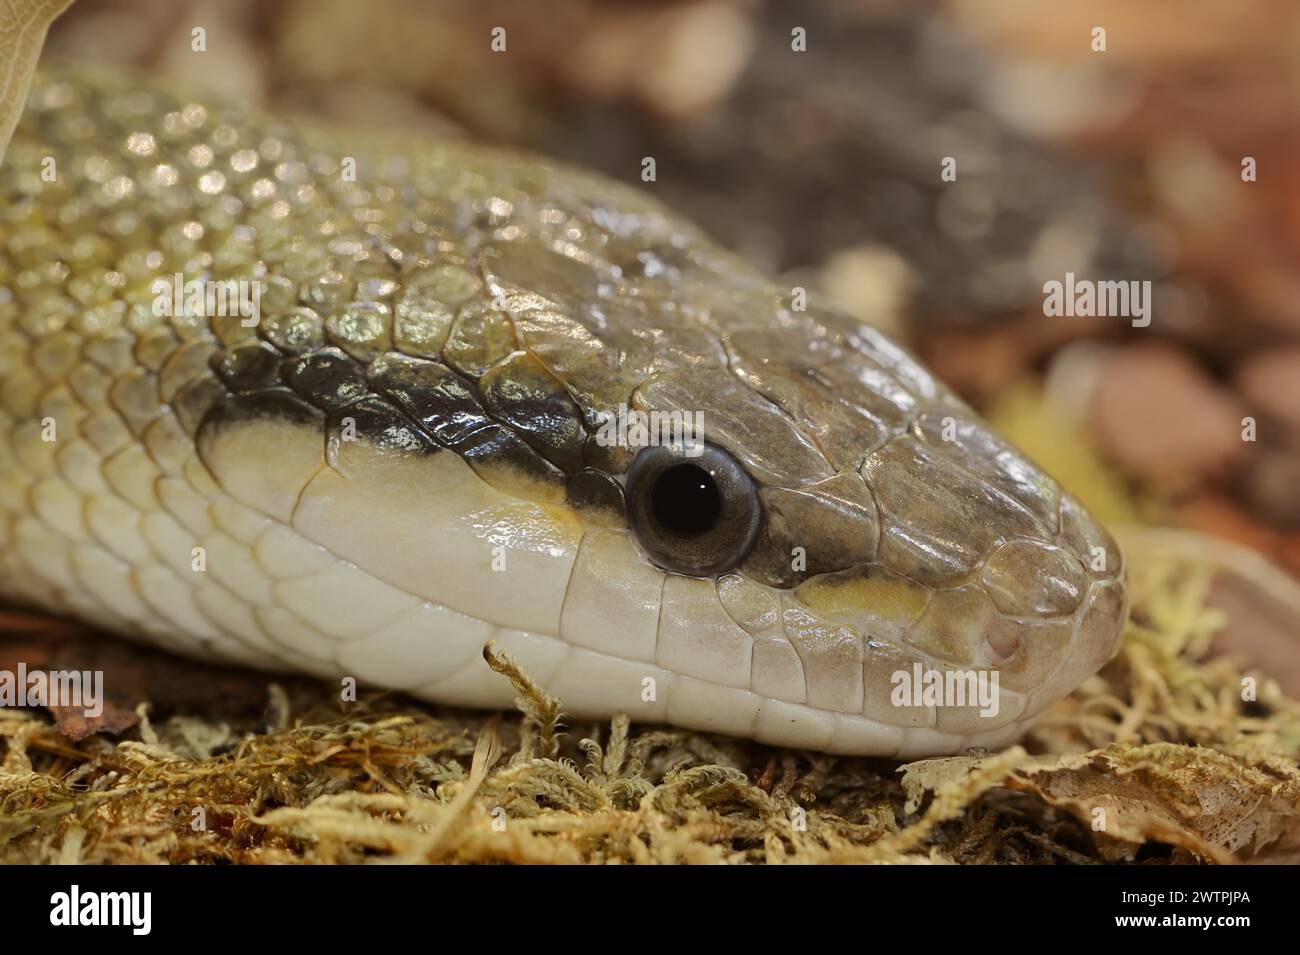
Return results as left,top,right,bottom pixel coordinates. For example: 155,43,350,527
1006,743,1300,863
0,612,301,739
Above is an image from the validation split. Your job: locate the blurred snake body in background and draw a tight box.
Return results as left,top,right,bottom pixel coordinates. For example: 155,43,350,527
0,66,1127,756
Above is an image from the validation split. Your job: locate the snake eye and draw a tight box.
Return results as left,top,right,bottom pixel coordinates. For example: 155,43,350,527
626,444,761,577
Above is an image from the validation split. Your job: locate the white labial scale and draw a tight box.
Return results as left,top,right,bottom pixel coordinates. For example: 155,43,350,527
198,417,325,524
667,676,762,737
751,697,909,756
782,602,865,715
191,422,593,691
544,644,674,722
754,700,1038,758
932,682,1029,736
861,642,935,729
560,529,663,663
415,628,570,710
750,638,808,703
253,523,339,580
336,599,497,691
716,573,784,639
826,712,905,756
657,575,754,689
289,438,582,635
274,562,422,640
753,698,837,750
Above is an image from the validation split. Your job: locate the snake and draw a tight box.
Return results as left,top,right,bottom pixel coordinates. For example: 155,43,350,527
0,64,1127,757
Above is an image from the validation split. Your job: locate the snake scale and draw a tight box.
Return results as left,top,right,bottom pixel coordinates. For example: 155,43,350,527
0,64,1127,756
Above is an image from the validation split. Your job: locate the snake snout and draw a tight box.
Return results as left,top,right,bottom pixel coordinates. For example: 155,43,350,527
1010,492,1129,720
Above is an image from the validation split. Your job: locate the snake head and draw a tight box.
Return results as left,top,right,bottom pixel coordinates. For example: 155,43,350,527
27,66,1124,758
605,295,1128,757
188,156,1127,757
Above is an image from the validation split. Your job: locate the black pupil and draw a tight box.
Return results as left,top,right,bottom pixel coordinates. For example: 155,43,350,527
651,464,721,536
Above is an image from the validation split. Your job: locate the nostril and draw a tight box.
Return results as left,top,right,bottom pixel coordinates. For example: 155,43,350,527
986,627,1020,662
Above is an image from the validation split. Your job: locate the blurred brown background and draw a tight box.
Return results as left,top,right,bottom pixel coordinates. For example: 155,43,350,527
42,0,1300,578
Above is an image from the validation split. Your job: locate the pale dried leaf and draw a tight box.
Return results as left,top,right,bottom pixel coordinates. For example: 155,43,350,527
0,0,73,165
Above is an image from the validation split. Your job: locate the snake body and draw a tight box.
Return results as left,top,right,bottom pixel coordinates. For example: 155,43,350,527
0,65,1127,756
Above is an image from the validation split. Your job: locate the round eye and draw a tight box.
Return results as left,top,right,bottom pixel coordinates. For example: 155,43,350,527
626,444,761,577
